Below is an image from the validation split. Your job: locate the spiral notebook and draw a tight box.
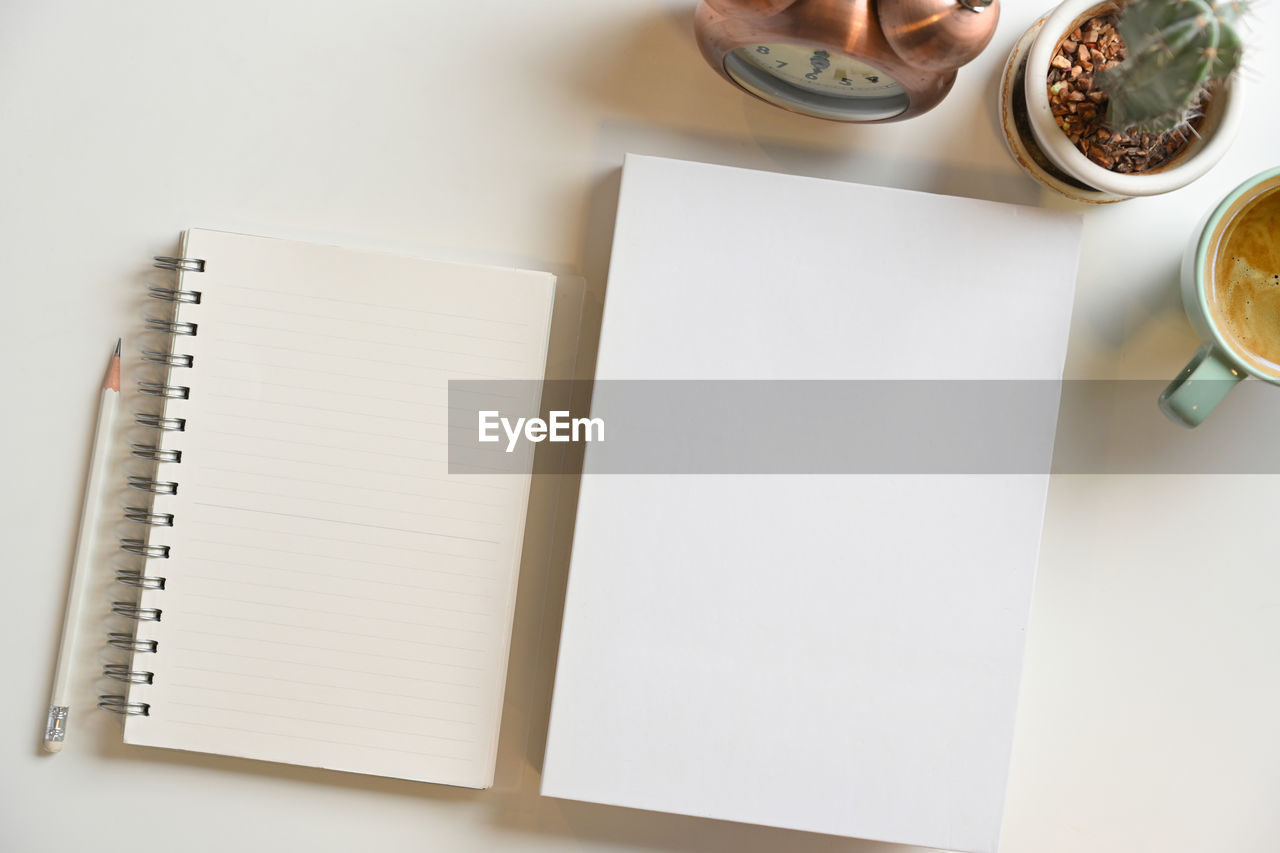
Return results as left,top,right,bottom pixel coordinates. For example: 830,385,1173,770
107,229,557,788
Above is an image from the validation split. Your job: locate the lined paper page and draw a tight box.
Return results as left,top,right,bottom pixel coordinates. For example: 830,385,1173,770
123,229,554,787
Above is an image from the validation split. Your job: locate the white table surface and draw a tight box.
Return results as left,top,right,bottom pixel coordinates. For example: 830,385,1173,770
3,2,1278,852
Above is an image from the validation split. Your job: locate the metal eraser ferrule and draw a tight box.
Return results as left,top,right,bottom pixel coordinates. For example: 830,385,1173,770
44,706,69,748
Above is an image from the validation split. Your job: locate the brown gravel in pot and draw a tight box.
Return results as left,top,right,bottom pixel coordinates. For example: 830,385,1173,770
1046,13,1202,174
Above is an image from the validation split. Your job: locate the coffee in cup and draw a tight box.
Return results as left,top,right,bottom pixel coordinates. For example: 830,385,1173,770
1208,184,1280,378
1160,167,1280,427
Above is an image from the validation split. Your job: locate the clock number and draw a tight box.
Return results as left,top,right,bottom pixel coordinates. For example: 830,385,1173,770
804,72,819,80
839,77,852,86
755,45,770,55
774,60,788,69
865,75,880,83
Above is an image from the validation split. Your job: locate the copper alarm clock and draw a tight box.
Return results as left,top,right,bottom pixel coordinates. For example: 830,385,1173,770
694,0,1000,122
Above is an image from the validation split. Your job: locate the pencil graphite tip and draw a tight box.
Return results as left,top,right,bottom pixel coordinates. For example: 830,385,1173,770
105,339,122,392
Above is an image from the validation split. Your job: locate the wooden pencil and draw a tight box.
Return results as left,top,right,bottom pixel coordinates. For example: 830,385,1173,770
44,340,121,752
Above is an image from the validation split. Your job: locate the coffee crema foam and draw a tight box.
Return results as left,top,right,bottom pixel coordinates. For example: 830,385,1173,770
1209,185,1280,378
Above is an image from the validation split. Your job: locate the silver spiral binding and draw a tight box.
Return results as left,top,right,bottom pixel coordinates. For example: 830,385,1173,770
127,476,178,495
115,569,166,590
144,317,198,336
135,413,186,432
141,350,194,368
148,285,202,304
153,256,205,272
104,254,204,723
103,664,154,685
130,444,182,464
123,506,174,526
120,539,170,559
98,695,150,716
138,381,191,400
112,602,162,622
107,633,158,654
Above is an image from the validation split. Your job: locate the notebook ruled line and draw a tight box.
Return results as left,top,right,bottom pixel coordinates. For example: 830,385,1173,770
203,410,452,444
217,280,533,327
218,318,529,363
195,483,504,526
182,592,492,634
203,366,521,403
183,573,493,618
191,525,500,566
198,465,503,508
204,364,452,398
197,447,511,491
220,279,535,325
183,554,496,598
171,627,487,671
214,337,517,378
167,701,478,744
180,609,487,654
192,502,501,543
200,393,455,428
200,430,514,474
171,646,485,690
199,430,448,466
172,663,482,708
219,296,531,343
165,681,479,726
162,718,473,760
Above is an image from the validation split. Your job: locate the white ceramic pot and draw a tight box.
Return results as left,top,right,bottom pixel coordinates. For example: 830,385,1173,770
1003,0,1245,202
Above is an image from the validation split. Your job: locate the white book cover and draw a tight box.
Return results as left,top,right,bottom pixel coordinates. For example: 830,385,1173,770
540,156,1082,852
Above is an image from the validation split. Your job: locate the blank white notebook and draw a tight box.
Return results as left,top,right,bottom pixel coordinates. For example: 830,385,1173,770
121,229,555,787
541,156,1082,852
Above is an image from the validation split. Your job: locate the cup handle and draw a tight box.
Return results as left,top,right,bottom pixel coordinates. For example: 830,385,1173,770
1158,344,1245,428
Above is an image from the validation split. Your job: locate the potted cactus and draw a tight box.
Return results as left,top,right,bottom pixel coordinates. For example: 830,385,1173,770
999,0,1248,202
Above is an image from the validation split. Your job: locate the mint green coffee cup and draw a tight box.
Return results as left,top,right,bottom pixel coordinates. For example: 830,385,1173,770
1159,166,1280,427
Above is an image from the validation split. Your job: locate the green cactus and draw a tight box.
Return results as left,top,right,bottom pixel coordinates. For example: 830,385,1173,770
1096,0,1247,134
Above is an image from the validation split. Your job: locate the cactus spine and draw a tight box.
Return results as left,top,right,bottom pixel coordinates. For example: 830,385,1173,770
1096,0,1247,134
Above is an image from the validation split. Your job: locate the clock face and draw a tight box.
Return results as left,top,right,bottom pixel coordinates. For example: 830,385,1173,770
725,43,909,121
